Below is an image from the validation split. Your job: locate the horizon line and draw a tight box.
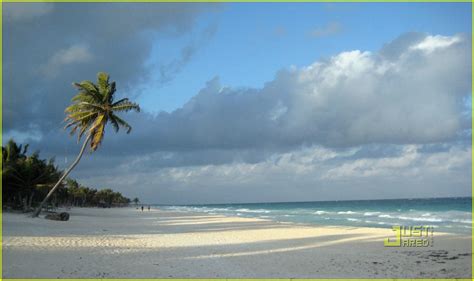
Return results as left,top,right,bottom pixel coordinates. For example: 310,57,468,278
149,195,472,206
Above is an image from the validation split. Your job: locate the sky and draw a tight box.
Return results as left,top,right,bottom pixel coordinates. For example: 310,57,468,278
3,2,472,204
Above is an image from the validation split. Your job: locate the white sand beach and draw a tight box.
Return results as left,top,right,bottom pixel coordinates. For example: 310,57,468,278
2,207,471,278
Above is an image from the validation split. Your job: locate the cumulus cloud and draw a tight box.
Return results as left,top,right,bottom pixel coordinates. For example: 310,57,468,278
16,32,471,159
85,32,470,156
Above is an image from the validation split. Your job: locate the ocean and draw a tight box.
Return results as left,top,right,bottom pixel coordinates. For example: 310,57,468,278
159,197,472,234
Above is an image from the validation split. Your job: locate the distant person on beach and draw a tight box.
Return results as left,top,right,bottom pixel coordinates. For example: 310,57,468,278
148,206,150,211
141,206,144,212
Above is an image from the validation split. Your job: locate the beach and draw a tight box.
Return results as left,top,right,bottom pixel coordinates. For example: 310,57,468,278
2,207,472,278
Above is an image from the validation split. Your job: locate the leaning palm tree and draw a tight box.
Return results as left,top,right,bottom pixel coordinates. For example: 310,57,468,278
33,72,140,217
132,197,140,206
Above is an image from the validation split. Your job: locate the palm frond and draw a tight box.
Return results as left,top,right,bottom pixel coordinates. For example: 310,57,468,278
65,72,140,151
110,114,132,133
111,101,140,113
78,125,89,140
77,102,106,111
65,110,96,118
68,124,79,136
88,114,105,134
97,72,110,97
91,123,105,151
73,81,99,93
89,114,106,151
104,81,116,103
71,92,101,104
109,117,120,133
73,81,102,101
111,98,129,107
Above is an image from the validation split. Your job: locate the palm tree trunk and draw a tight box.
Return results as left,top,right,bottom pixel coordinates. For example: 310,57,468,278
22,196,28,212
28,191,35,210
33,135,91,217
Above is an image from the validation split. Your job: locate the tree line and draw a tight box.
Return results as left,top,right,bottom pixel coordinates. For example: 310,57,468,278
2,139,135,212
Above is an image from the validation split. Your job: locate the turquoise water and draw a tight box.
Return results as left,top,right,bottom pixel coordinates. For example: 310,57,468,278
159,197,472,234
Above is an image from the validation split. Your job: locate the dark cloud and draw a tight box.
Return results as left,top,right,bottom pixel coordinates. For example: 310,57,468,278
3,2,219,133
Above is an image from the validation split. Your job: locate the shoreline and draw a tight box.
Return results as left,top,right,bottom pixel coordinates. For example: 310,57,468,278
3,207,472,278
156,199,472,235
161,207,468,236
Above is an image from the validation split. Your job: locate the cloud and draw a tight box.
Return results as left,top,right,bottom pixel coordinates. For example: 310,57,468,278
16,32,471,160
155,23,218,84
39,44,93,78
4,3,54,22
410,34,462,54
309,21,342,37
323,145,420,179
3,18,471,204
3,2,219,134
79,32,470,156
76,143,471,204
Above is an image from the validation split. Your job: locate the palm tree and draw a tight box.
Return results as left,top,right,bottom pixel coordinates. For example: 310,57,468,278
2,139,61,211
33,72,140,217
132,197,140,206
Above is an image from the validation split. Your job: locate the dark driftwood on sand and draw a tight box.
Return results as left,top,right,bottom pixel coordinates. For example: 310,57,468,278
44,212,70,221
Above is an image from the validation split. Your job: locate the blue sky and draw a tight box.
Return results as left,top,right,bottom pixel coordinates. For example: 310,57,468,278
139,3,471,114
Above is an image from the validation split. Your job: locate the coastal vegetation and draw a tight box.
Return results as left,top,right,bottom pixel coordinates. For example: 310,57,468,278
2,139,131,212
